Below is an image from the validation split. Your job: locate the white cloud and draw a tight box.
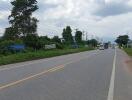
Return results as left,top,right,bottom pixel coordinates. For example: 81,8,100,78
0,0,132,40
0,11,10,20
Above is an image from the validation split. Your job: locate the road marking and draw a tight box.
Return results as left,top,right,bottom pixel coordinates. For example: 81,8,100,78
0,65,64,90
0,59,51,71
0,51,101,90
107,49,116,100
49,66,64,72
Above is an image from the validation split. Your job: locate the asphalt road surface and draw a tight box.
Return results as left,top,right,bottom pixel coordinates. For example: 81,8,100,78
0,49,132,100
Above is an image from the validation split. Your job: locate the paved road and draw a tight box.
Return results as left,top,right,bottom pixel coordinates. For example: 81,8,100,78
0,49,131,100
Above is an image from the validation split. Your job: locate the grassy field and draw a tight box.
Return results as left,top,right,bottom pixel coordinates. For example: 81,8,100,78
124,48,132,56
0,47,94,66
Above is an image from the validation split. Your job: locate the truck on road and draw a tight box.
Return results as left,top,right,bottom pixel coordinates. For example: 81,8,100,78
104,43,109,49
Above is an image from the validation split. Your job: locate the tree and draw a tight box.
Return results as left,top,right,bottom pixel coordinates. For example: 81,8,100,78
115,35,129,47
52,36,61,43
3,27,18,40
39,36,51,44
62,26,73,44
87,39,98,47
75,30,82,44
0,40,15,55
0,37,3,43
4,0,39,38
24,34,41,50
90,39,98,47
51,36,63,49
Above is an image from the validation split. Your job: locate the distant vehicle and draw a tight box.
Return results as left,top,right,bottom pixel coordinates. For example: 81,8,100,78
99,45,104,50
104,43,109,49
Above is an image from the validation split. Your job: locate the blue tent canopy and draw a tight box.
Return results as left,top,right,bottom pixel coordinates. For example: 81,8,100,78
9,44,25,51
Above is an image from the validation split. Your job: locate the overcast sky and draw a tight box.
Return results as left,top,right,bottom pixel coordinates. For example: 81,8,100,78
0,0,132,41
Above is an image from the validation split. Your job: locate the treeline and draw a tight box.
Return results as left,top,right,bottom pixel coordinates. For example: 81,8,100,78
0,0,98,55
115,35,131,48
0,25,98,55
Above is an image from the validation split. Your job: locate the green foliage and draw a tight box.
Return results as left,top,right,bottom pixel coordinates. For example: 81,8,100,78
4,0,39,39
24,35,53,50
75,30,83,44
62,26,73,44
3,27,19,40
0,47,93,66
124,48,132,56
0,37,3,42
56,43,64,49
39,36,51,44
24,34,42,50
0,40,15,55
14,39,24,44
87,39,98,47
52,36,61,44
115,35,129,47
51,36,63,49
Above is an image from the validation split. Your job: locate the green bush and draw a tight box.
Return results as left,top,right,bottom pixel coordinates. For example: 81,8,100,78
24,34,44,50
0,40,15,55
24,34,53,50
0,47,94,65
56,43,64,49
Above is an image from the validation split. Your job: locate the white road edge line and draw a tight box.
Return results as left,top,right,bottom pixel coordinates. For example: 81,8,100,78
107,49,116,100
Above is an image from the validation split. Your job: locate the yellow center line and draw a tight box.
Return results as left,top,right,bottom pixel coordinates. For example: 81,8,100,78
49,66,64,72
0,52,100,91
0,65,65,90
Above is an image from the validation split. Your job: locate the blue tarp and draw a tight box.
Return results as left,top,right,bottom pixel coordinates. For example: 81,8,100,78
9,44,25,51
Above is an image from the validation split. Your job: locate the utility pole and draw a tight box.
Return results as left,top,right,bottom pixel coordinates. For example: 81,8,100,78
82,31,85,40
86,32,88,41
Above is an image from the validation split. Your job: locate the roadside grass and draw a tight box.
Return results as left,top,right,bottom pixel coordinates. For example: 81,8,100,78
0,47,94,66
124,48,132,56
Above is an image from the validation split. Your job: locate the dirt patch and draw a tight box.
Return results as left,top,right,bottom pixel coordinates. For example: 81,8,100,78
125,58,132,73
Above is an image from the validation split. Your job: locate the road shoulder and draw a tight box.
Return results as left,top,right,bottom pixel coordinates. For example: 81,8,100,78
114,49,132,100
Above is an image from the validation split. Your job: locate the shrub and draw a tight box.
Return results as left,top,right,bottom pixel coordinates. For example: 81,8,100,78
24,34,41,50
0,40,15,55
56,43,64,49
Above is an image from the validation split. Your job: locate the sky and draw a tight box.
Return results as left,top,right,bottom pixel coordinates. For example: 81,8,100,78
0,0,132,42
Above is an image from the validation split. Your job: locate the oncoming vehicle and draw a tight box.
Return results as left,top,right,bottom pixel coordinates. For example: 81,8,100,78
99,45,104,50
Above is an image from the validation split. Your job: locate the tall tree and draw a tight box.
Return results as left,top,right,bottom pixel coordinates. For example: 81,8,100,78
5,0,38,39
3,27,18,40
75,30,82,44
87,39,98,47
115,35,129,47
62,26,73,44
24,34,40,50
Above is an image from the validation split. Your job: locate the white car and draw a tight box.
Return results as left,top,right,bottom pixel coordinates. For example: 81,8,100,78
99,45,104,50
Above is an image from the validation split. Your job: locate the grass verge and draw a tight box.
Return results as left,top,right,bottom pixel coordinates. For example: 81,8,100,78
0,47,93,66
124,48,132,56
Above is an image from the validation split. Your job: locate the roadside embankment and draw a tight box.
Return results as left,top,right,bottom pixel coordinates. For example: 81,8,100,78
0,47,94,66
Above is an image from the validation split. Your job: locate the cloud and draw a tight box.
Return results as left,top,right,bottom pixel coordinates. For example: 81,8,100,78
94,1,132,17
0,0,132,40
